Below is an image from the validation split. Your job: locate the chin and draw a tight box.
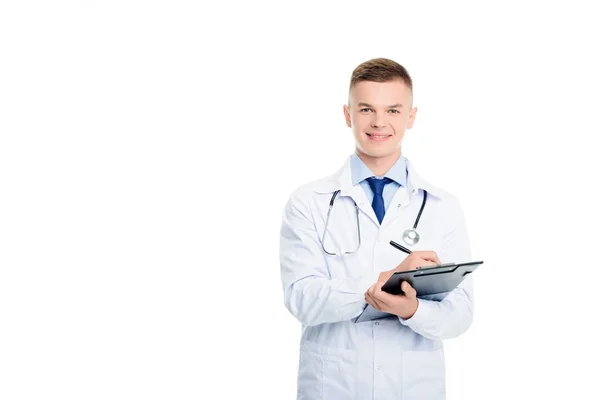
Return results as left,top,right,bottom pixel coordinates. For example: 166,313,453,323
362,141,397,152
359,147,397,159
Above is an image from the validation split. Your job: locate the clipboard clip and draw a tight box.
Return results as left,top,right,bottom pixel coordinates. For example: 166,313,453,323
414,263,457,277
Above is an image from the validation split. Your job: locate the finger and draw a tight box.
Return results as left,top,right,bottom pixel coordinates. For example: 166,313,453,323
371,284,391,309
365,287,376,302
366,292,383,310
370,291,385,309
415,260,437,269
373,284,398,308
413,251,441,265
365,292,375,307
367,284,377,298
401,281,417,299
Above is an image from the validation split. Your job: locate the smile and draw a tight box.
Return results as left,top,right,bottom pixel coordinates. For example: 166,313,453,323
366,133,392,141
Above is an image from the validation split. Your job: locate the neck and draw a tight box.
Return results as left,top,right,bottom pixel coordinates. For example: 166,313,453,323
356,148,402,177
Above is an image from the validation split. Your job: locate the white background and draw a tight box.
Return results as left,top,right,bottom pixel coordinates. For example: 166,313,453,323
1,1,599,399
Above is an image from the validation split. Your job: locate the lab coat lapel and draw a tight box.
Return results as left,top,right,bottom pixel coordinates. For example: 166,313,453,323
380,185,410,227
332,156,381,227
380,157,436,227
341,184,380,227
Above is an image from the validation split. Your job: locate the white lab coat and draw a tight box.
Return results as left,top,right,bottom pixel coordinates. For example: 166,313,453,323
279,155,474,400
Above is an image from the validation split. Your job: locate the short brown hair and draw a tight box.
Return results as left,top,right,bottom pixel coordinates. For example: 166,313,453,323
349,58,413,92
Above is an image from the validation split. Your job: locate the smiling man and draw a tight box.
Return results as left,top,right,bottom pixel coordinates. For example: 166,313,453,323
279,58,474,399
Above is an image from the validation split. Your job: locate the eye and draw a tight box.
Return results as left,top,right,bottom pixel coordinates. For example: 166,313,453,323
388,109,400,114
359,108,373,113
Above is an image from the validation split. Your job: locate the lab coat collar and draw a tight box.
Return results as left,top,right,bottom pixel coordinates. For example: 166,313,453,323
313,154,448,200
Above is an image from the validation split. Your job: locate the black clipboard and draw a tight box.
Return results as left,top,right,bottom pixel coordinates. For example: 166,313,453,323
353,261,483,323
381,260,483,295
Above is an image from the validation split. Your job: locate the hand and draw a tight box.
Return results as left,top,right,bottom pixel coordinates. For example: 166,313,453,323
365,280,419,319
378,250,442,283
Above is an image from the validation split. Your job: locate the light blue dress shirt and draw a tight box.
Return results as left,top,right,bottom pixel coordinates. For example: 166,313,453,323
350,152,408,214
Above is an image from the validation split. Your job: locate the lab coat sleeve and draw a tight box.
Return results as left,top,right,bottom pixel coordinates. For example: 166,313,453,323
280,190,380,327
398,198,474,340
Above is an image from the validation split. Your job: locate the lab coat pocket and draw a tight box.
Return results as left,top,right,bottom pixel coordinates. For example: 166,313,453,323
402,347,446,400
298,340,356,400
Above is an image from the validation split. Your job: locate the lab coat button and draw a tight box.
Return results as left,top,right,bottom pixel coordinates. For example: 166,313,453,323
375,322,379,326
377,366,382,370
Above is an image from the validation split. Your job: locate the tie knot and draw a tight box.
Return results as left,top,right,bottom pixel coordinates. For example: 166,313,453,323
366,177,393,196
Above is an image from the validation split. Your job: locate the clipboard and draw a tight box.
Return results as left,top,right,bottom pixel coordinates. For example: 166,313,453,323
353,260,483,323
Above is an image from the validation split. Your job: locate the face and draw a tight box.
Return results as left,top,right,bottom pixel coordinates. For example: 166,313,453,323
343,79,417,161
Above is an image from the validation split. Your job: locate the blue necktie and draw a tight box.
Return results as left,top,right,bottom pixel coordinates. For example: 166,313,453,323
366,177,393,224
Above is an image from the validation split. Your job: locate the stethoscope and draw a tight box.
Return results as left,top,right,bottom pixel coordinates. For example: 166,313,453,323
321,189,428,256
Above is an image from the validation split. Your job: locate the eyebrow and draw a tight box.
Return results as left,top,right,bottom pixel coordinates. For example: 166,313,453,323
357,102,403,108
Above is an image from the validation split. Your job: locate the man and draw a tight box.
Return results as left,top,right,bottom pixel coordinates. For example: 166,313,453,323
279,58,474,400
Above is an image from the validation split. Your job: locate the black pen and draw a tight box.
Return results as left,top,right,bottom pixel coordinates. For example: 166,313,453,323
389,240,412,254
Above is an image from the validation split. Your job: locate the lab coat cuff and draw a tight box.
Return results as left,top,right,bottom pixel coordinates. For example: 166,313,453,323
398,299,433,328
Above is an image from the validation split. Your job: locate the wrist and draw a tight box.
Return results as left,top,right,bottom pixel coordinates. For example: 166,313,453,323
398,299,419,319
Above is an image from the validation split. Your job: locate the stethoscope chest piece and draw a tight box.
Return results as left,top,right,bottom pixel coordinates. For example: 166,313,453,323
402,228,420,245
321,188,428,255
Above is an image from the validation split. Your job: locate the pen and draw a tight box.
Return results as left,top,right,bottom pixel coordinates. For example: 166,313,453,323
389,240,412,254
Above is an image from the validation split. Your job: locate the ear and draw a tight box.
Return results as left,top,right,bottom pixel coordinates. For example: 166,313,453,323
407,106,418,129
343,104,352,128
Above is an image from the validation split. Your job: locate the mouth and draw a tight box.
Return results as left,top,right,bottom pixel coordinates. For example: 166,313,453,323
366,133,392,142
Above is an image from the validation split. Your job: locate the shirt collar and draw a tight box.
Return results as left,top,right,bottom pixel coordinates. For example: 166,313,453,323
311,154,448,200
350,152,408,187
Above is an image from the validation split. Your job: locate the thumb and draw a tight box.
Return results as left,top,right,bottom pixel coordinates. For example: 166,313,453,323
401,281,417,299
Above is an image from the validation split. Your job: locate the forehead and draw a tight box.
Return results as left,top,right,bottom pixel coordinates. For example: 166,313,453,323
349,79,412,106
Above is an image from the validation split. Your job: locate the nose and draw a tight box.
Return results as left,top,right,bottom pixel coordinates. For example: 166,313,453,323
370,113,387,128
